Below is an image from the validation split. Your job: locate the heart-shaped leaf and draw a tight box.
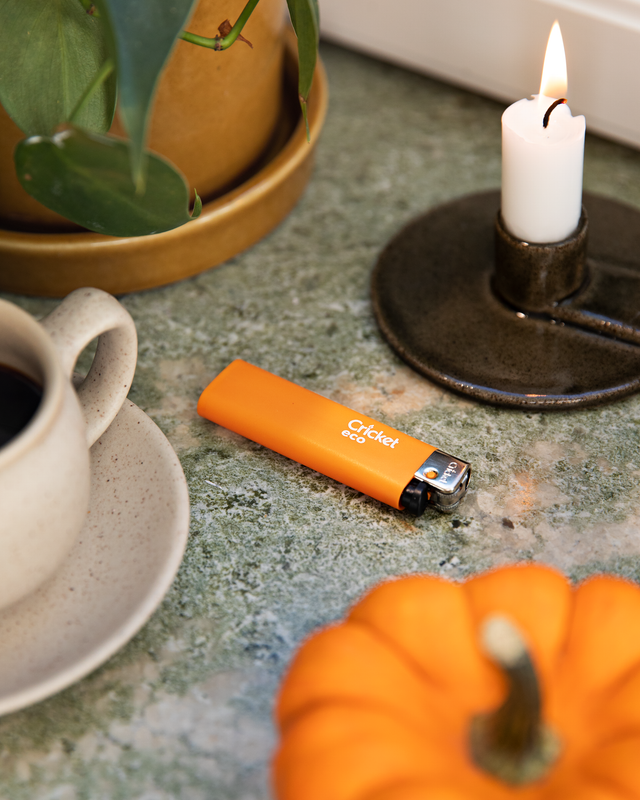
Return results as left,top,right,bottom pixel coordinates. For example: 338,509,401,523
15,126,201,237
94,0,198,191
286,0,319,137
0,0,116,135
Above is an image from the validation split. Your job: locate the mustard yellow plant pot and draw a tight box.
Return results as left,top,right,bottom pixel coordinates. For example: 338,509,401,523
0,10,328,296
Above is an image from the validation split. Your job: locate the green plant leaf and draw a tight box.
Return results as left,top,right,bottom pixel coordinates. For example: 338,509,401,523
0,0,116,135
94,0,198,191
286,0,319,138
15,126,200,237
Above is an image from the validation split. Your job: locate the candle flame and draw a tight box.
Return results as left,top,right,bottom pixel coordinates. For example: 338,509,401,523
539,21,567,98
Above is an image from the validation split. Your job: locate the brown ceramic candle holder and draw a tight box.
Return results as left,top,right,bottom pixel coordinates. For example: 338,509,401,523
371,190,640,408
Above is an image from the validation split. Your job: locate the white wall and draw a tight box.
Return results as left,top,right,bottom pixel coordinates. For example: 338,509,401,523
320,0,640,148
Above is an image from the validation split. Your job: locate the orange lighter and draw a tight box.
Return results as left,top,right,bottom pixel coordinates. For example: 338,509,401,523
197,360,471,514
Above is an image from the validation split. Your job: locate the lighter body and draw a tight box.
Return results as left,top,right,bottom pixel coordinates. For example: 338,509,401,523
198,360,470,514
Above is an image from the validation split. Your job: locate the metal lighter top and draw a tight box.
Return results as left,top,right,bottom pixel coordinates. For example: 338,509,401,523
197,360,470,514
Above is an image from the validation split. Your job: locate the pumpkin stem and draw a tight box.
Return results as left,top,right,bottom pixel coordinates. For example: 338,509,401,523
469,615,561,785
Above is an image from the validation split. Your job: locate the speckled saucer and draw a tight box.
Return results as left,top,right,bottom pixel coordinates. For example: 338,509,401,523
0,400,190,716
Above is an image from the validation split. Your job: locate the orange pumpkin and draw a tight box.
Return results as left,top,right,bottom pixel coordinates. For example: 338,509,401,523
273,564,640,799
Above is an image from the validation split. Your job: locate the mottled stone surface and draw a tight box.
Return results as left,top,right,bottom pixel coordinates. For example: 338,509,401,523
3,41,640,799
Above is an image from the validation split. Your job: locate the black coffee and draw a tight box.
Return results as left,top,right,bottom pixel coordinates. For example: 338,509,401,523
0,364,43,449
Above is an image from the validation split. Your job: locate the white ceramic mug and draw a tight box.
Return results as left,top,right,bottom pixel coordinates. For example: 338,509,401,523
0,288,137,610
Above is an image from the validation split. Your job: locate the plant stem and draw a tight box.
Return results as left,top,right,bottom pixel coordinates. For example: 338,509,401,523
78,0,259,49
469,615,561,785
181,0,261,50
68,59,115,125
77,0,98,14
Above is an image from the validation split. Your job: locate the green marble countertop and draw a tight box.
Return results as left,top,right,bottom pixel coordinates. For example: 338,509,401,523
3,41,640,799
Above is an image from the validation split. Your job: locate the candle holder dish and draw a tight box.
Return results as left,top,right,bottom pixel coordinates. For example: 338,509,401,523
371,190,640,408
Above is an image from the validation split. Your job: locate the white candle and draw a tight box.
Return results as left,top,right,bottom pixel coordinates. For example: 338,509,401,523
501,22,586,243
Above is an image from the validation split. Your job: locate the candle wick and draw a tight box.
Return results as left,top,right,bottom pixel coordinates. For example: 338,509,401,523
542,98,567,129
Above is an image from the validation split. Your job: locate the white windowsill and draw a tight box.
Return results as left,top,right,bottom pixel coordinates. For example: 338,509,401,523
320,0,640,149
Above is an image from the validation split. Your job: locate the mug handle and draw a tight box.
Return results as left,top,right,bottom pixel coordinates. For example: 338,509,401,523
40,288,138,448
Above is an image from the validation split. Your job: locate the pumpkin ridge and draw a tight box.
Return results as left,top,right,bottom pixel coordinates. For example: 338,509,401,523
347,615,502,717
349,616,454,692
584,725,640,752
279,696,459,742
360,779,471,800
579,762,640,800
559,576,640,697
359,778,426,800
276,620,461,737
347,575,492,697
463,564,573,684
340,616,476,710
579,667,640,750
591,659,640,706
274,705,457,800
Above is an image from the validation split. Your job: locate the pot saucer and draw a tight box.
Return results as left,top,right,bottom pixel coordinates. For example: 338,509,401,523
0,400,190,716
0,33,329,297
